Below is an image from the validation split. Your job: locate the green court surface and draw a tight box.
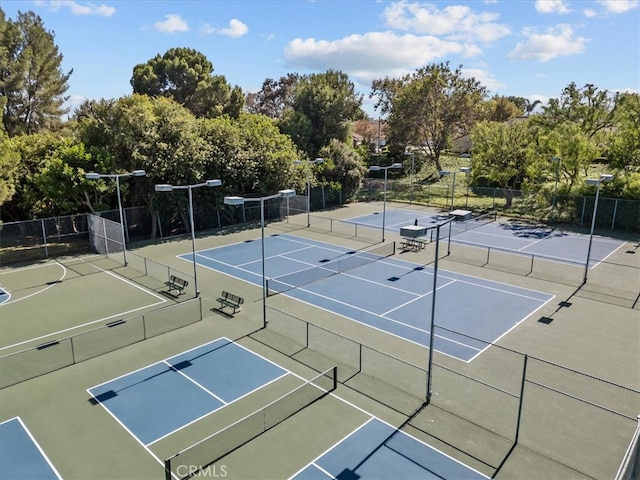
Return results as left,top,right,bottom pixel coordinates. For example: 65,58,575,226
0,201,638,480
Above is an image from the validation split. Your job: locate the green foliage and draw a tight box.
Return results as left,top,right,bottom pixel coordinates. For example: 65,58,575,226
373,62,487,171
317,139,367,199
198,113,301,195
0,10,71,136
278,69,365,158
470,120,535,206
604,93,640,174
130,47,244,119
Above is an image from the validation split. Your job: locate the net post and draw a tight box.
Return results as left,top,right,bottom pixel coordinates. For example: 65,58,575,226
514,353,528,444
332,365,338,391
164,458,173,480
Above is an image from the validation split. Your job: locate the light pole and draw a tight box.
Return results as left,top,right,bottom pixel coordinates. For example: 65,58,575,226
224,189,296,328
404,151,415,205
426,217,454,405
370,163,402,242
155,179,222,297
86,169,146,266
294,158,324,227
550,156,561,220
439,167,471,211
583,174,613,284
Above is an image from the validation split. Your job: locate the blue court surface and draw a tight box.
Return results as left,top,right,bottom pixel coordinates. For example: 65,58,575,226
346,208,626,267
88,338,287,445
187,234,554,362
291,417,488,480
0,417,62,479
0,287,9,305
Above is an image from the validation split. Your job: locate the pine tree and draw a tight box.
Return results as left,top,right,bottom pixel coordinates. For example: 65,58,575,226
0,10,72,136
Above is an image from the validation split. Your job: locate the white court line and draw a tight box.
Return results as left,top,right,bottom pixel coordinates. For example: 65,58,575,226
1,260,167,351
1,262,67,306
290,282,483,354
2,417,63,479
86,337,322,474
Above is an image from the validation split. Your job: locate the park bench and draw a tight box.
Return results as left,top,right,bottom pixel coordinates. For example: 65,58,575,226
165,275,188,296
217,291,244,315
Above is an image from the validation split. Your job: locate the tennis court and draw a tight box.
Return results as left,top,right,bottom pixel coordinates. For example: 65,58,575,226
346,208,626,267
292,417,488,480
187,234,553,362
0,417,62,479
0,256,168,352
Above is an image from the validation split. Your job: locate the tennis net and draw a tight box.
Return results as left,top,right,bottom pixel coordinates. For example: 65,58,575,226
266,241,396,296
164,366,337,480
450,211,497,235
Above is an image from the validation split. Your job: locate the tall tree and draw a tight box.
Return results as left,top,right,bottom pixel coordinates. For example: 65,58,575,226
317,139,367,200
0,10,71,136
470,120,535,207
278,69,365,157
246,73,300,118
372,62,487,171
534,82,617,138
130,47,243,119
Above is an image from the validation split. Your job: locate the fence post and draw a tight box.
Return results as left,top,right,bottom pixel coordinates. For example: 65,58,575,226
611,199,618,230
41,219,49,258
514,354,528,444
580,196,587,224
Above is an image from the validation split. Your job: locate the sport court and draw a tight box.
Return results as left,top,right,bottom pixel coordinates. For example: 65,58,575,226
292,417,488,480
186,234,553,362
346,208,626,267
0,417,62,479
88,338,287,447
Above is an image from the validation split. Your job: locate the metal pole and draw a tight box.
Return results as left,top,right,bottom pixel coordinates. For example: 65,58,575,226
451,172,457,210
382,168,388,242
261,197,267,327
410,154,414,205
307,162,311,227
584,182,601,284
551,160,559,216
115,175,128,266
426,223,440,404
188,186,199,297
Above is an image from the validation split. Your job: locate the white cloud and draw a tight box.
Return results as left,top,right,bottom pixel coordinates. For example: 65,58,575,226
382,1,510,42
535,0,571,14
508,24,588,62
597,0,638,13
201,19,248,38
35,0,115,16
583,9,597,17
218,19,248,38
153,14,189,34
461,67,505,91
284,31,482,83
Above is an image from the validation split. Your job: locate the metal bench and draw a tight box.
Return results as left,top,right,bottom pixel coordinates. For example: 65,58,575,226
217,291,244,314
165,275,188,295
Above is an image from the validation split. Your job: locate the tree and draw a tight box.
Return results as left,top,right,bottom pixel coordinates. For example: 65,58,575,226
0,10,72,136
534,82,617,139
317,139,368,200
483,95,522,122
278,69,365,157
470,120,535,207
130,47,243,119
246,73,300,118
605,92,640,175
372,62,487,171
198,113,300,195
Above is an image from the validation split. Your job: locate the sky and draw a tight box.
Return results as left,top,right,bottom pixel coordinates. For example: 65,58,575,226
1,0,639,117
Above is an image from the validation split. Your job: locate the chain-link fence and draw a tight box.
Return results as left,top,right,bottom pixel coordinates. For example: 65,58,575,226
251,305,639,480
359,179,640,232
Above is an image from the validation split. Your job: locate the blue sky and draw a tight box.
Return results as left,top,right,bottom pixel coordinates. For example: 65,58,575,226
2,0,638,117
